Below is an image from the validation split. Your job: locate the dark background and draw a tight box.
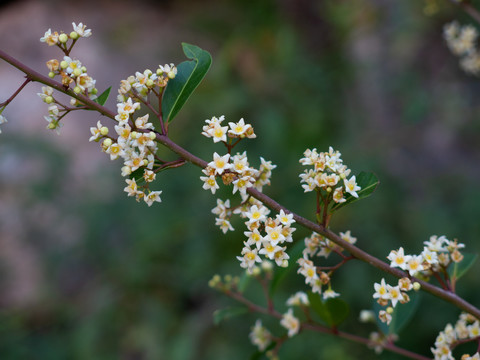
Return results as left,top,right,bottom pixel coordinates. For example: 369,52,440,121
0,0,479,358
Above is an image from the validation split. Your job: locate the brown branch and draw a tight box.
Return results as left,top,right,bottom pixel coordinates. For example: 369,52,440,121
0,49,116,121
225,289,431,360
0,77,31,107
2,49,479,321
452,0,480,25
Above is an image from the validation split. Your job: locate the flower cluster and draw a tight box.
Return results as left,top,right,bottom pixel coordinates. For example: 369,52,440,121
299,147,361,203
38,23,98,133
297,230,356,298
444,22,480,75
40,22,91,47
372,277,419,324
89,96,162,206
388,235,465,276
199,116,295,273
373,235,465,324
117,64,177,102
431,313,480,360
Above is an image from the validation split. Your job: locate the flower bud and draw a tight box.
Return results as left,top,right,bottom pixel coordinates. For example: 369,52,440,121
58,33,68,43
44,96,54,104
60,60,68,69
73,86,82,94
167,70,176,79
102,138,112,148
73,68,82,77
149,132,156,140
146,79,154,87
48,72,55,78
100,126,109,136
386,306,394,314
413,282,421,291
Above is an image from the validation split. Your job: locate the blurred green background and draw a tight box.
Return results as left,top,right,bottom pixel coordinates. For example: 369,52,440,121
1,0,480,359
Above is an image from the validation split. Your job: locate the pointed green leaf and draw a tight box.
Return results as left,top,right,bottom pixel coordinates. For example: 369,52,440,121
374,291,421,335
448,252,478,281
94,86,111,106
213,306,248,325
307,292,349,326
269,240,304,296
331,171,379,211
162,43,212,122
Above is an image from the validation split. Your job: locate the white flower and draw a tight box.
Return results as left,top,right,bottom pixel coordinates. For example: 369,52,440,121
215,217,234,234
373,278,390,301
228,118,251,137
387,285,402,307
40,29,58,45
144,190,162,206
200,175,219,194
387,247,410,270
286,291,309,307
72,22,92,38
323,288,340,300
208,152,232,175
340,230,357,245
237,244,262,270
344,175,361,198
280,308,300,337
207,123,228,143
249,320,271,351
406,255,424,276
276,209,295,227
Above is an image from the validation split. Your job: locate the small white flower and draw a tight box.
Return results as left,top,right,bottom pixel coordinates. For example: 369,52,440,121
72,22,92,38
280,308,300,337
344,175,361,198
208,152,232,175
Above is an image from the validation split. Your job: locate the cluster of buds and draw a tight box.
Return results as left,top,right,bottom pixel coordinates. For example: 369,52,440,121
299,147,361,203
444,21,480,75
431,312,480,360
208,273,240,292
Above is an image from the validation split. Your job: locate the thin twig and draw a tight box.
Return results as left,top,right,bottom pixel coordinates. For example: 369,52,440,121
1,49,479,320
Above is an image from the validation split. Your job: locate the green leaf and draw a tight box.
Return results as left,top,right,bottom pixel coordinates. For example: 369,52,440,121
162,43,212,122
331,171,379,211
307,293,349,327
213,306,248,325
269,240,304,296
237,271,251,293
448,252,478,281
94,86,111,106
374,291,421,335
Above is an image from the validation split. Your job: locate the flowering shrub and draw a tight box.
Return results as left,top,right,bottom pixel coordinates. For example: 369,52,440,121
0,11,480,359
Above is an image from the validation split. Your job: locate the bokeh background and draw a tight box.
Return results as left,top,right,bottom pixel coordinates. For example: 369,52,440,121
1,0,480,359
